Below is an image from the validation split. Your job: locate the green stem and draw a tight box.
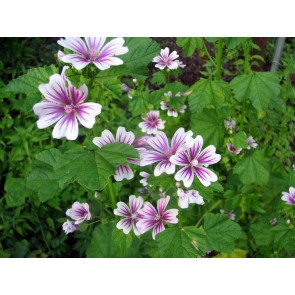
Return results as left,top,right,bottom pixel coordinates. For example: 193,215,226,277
202,38,216,67
244,38,251,74
195,200,222,227
215,38,223,80
108,177,116,209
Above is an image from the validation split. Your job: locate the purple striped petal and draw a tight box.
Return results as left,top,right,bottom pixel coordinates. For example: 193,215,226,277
154,160,175,176
152,221,165,240
140,202,157,218
129,195,144,214
66,202,91,224
169,50,179,60
68,83,88,105
93,57,124,70
114,165,134,182
52,112,78,140
177,188,189,208
140,150,166,166
197,145,221,166
116,127,135,145
33,102,65,129
39,74,70,105
57,37,88,56
85,37,106,53
189,136,203,160
167,109,178,117
92,130,115,147
157,196,170,215
114,202,131,217
162,209,179,223
98,37,129,58
116,218,133,234
194,166,218,187
60,54,90,70
76,102,102,129
148,131,170,154
174,166,194,188
137,218,158,235
170,151,190,166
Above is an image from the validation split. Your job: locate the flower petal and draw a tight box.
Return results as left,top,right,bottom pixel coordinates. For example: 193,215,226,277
189,135,203,160
137,218,157,235
170,151,190,166
76,102,102,129
85,37,106,53
93,57,124,70
174,166,194,188
116,127,135,145
140,201,157,218
114,165,134,181
116,218,133,234
140,150,166,166
171,128,194,154
157,196,170,215
92,130,115,147
194,166,218,187
152,222,165,240
52,112,78,140
148,131,170,154
154,160,175,176
177,188,189,209
114,202,131,217
162,209,179,223
61,54,90,70
129,195,144,214
57,37,88,56
68,83,88,105
98,37,129,57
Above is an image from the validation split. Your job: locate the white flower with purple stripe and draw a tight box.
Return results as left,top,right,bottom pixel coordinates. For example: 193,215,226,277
62,220,80,234
57,37,128,70
152,47,181,70
33,67,102,140
170,135,221,187
160,91,187,117
224,119,236,130
66,202,91,224
138,111,165,135
92,127,138,181
137,196,178,240
114,195,144,235
281,187,295,205
140,128,194,176
246,136,258,149
177,188,204,209
227,143,242,155
139,171,151,187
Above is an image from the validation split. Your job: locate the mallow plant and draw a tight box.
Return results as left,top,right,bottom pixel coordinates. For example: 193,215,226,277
3,37,295,258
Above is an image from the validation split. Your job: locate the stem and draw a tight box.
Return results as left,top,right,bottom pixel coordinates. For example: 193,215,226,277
244,38,251,74
108,177,116,209
195,200,222,227
215,38,223,80
202,38,216,67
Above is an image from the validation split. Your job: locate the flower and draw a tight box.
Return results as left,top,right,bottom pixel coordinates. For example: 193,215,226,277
175,60,186,68
114,195,144,235
137,196,178,239
92,127,139,181
160,91,187,117
170,135,221,187
246,136,258,149
133,135,152,149
220,209,235,220
152,47,180,70
140,128,194,176
281,187,295,205
57,37,128,70
177,188,204,209
33,67,102,140
227,143,242,155
62,220,80,234
138,111,165,134
139,171,151,186
66,202,91,224
292,163,295,171
121,83,132,99
224,119,236,130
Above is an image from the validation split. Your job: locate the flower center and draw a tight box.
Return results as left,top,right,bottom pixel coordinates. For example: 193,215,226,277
191,158,199,166
64,104,75,114
88,49,98,61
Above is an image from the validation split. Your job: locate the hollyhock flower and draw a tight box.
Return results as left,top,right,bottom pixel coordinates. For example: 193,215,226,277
139,172,151,186
281,187,295,205
220,209,235,221
170,135,221,187
137,196,178,240
152,47,182,70
57,37,128,70
246,136,258,149
177,188,204,209
224,119,236,130
114,195,144,235
62,220,80,234
92,127,139,181
227,143,242,155
140,128,194,176
66,202,91,224
33,67,102,140
138,111,165,134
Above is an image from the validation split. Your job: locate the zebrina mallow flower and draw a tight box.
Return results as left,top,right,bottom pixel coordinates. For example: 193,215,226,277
92,127,140,181
160,91,187,118
152,47,181,70
224,119,236,130
66,201,91,224
33,67,102,140
57,37,128,70
220,209,235,221
281,187,295,205
140,128,194,176
138,111,165,135
246,136,258,149
62,220,80,234
137,196,178,240
177,188,204,209
139,172,151,187
227,143,242,155
170,135,221,187
114,195,144,235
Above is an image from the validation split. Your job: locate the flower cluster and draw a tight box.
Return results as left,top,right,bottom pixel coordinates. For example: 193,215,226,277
114,195,178,239
281,187,295,205
160,91,188,117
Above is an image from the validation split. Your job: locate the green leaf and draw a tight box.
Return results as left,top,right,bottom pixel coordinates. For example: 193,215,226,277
128,94,147,116
176,37,203,56
233,131,248,149
157,226,207,257
121,37,160,78
190,109,225,148
6,65,58,94
148,174,176,192
112,228,133,250
188,79,230,113
4,175,31,207
250,223,273,247
233,150,270,185
151,71,166,85
223,38,246,49
230,72,280,112
204,213,242,253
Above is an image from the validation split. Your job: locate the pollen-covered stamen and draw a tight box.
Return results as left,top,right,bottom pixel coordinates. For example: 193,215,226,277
88,49,99,61
64,104,76,114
